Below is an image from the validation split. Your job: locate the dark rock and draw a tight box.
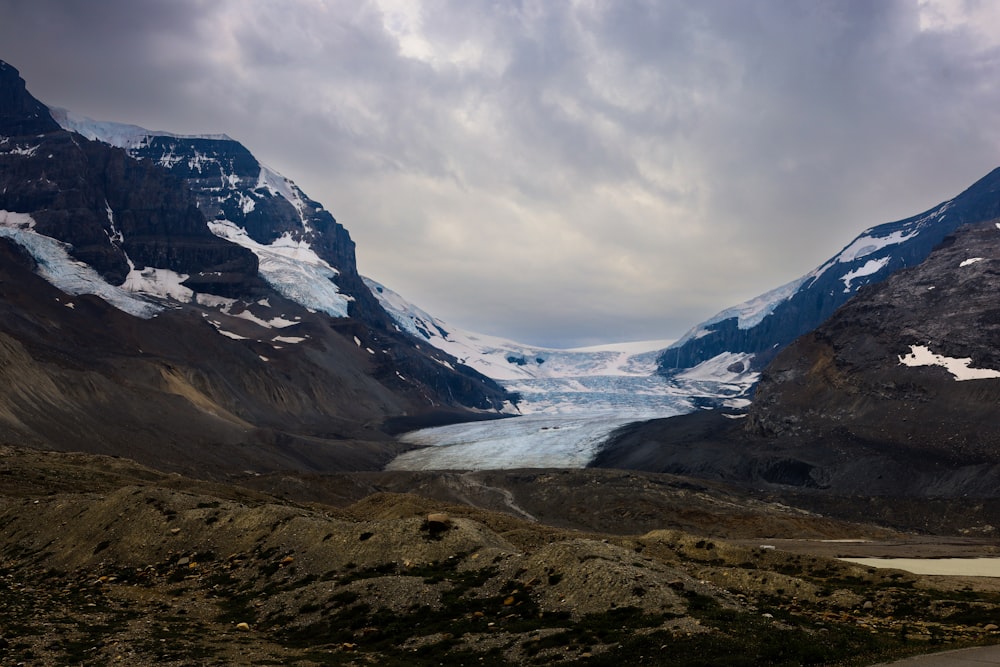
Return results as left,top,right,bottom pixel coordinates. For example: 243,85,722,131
748,218,1000,477
0,61,61,136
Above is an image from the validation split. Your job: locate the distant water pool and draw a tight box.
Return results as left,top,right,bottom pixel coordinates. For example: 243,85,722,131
840,558,1000,577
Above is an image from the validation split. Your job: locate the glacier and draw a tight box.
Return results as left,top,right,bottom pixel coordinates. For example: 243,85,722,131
370,278,758,470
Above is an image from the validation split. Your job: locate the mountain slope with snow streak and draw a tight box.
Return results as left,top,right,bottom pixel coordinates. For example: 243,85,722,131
660,167,1000,375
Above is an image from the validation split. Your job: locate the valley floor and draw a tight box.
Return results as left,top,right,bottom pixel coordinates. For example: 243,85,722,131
1,445,999,666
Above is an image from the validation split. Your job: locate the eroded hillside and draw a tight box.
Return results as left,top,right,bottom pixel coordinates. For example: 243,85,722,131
1,446,999,666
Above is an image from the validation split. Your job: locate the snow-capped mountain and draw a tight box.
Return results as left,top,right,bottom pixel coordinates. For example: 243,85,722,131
596,173,1000,496
0,59,512,476
45,99,517,409
49,107,378,322
659,168,1000,375
364,276,668,381
365,276,759,426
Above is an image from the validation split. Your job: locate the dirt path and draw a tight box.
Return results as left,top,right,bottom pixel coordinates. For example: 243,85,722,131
453,471,538,522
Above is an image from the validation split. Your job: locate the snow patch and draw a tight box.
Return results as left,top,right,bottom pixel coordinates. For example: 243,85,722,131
838,229,920,263
209,221,351,317
899,345,1000,381
841,257,890,292
215,328,248,340
960,257,985,267
196,294,237,309
227,308,300,330
0,225,160,318
123,265,193,302
273,335,307,344
675,352,758,384
0,210,35,229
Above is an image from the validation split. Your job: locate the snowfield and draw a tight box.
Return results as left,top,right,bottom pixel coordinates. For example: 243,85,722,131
209,221,352,318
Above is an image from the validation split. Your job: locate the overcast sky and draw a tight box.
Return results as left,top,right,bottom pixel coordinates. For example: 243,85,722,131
2,0,1000,347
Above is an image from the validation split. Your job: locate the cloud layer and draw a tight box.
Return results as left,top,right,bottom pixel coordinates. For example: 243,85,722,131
3,0,1000,347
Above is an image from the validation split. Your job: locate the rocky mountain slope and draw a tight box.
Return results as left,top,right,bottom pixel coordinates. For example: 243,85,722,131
658,167,1000,375
747,215,1000,489
595,213,1000,501
0,59,512,476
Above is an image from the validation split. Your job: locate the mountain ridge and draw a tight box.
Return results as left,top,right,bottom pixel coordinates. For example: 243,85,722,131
659,167,1000,375
595,211,1000,499
0,58,513,476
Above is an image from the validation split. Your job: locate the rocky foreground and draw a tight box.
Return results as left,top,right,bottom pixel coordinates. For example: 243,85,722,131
0,445,999,666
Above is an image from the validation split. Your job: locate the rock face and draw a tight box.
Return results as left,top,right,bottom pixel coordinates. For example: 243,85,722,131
597,216,1000,499
0,59,512,476
658,168,1000,374
0,61,60,136
0,132,260,295
747,217,1000,492
120,132,387,324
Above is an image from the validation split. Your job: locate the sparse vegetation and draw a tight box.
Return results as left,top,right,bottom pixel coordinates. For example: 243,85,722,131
0,445,998,665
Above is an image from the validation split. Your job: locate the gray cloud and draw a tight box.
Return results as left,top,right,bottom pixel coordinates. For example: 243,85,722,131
2,0,999,347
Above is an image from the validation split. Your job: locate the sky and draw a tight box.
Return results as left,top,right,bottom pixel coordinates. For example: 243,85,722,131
1,0,1000,348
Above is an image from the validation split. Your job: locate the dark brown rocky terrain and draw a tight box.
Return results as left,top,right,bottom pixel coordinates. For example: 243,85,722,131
2,444,1000,666
749,218,1000,474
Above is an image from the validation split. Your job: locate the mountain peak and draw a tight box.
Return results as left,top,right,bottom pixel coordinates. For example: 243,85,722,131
0,60,60,137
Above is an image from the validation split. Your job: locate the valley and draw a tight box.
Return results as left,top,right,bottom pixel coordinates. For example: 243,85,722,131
0,56,999,665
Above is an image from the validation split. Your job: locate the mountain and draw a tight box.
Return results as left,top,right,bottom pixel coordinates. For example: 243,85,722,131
364,277,761,424
595,198,1000,499
746,214,1000,493
364,276,668,381
50,106,388,327
658,168,1000,375
0,59,512,476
